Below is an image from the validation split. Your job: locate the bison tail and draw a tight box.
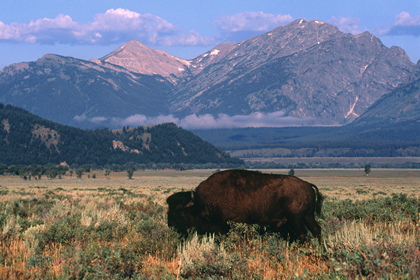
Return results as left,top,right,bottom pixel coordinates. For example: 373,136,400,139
311,184,324,217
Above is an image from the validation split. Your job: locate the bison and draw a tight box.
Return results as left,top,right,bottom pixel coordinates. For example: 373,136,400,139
167,169,324,242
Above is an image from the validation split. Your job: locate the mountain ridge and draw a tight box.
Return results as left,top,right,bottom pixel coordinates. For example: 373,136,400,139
169,20,414,124
0,19,417,129
0,53,173,128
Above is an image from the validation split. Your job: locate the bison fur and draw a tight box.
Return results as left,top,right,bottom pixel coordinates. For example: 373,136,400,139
166,169,324,242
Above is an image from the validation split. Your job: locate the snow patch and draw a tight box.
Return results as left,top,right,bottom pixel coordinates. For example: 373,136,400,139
345,96,360,118
178,68,185,72
210,49,220,56
182,60,191,66
299,19,304,24
361,64,369,74
267,33,272,36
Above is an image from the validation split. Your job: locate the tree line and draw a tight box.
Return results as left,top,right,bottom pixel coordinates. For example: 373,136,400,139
0,162,246,180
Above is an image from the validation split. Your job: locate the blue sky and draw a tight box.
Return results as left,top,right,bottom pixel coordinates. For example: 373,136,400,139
0,0,419,70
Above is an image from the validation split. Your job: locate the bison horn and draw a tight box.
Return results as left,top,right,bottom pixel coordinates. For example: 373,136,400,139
186,191,195,207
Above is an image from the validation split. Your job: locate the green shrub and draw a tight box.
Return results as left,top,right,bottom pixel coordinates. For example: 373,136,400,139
94,221,128,242
27,254,52,268
63,243,142,279
42,215,83,247
322,194,419,224
132,217,179,259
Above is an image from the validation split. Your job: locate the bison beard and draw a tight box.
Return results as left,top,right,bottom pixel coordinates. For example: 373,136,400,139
166,169,324,242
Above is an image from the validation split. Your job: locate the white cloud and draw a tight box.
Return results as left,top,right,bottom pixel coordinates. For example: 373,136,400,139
0,8,211,46
76,111,313,129
0,14,78,43
159,30,213,46
110,114,179,127
215,11,293,42
381,11,420,36
90,116,108,124
329,17,362,35
216,11,293,32
394,11,420,26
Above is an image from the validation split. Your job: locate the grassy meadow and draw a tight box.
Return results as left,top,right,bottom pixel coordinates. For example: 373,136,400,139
0,169,419,279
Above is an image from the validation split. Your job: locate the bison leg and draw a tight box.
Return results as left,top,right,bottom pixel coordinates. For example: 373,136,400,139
289,217,308,243
303,214,322,243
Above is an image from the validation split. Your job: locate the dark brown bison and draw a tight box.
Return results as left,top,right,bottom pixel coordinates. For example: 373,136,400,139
166,169,324,242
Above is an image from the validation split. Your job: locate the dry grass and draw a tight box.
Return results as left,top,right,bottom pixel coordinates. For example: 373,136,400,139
0,168,419,279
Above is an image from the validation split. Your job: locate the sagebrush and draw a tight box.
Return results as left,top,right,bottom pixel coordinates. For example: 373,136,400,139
0,178,418,279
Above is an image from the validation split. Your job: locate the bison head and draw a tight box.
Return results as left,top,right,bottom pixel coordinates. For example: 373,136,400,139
166,191,203,235
166,191,227,235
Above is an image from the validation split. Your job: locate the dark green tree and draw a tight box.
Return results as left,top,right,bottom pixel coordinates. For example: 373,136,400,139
364,164,371,176
76,168,84,178
127,169,134,180
46,168,58,179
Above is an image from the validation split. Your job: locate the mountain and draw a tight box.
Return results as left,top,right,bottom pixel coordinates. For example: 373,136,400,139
192,67,420,158
99,40,190,83
346,62,420,138
0,103,243,166
170,19,415,125
0,54,173,128
189,42,239,75
0,19,417,129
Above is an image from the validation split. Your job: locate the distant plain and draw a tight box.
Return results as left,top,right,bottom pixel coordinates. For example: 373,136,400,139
1,168,419,200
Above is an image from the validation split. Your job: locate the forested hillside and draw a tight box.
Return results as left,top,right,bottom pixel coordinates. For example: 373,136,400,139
0,104,243,167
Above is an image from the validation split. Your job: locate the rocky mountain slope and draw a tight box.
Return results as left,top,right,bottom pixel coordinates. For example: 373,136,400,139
0,19,417,129
349,62,420,129
193,65,420,158
0,54,173,128
170,19,415,125
99,40,190,83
